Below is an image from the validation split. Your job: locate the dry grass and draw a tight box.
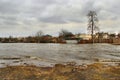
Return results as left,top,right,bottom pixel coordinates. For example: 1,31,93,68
0,63,119,80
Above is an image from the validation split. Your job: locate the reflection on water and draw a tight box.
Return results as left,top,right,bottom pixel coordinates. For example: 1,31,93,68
0,43,119,67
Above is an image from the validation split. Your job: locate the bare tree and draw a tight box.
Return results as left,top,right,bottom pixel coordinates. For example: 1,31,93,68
87,11,99,43
36,30,44,43
36,30,44,37
59,29,73,38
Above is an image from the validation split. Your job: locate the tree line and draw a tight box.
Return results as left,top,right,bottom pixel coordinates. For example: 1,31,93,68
0,29,119,43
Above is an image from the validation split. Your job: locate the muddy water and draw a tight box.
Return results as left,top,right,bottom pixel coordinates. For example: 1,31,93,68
0,43,119,67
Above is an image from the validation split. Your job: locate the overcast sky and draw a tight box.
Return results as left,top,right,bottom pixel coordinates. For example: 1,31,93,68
0,0,120,37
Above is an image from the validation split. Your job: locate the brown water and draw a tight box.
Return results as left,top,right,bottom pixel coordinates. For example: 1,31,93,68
0,43,119,67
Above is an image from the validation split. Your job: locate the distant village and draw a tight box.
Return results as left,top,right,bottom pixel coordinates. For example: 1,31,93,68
0,30,120,44
0,11,119,44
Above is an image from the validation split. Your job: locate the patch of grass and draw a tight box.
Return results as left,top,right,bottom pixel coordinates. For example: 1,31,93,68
0,63,119,80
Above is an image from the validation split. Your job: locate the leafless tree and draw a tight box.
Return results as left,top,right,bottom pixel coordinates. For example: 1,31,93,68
59,29,73,38
36,30,44,43
87,11,99,43
36,30,44,37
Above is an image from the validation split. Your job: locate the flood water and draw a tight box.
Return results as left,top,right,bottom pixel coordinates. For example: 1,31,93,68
0,43,120,67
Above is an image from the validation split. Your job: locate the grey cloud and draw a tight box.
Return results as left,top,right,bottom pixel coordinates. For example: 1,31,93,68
32,0,58,5
0,0,23,15
111,16,118,20
38,4,85,23
0,0,119,36
81,0,95,14
39,16,67,24
0,16,17,21
32,0,68,5
3,20,19,26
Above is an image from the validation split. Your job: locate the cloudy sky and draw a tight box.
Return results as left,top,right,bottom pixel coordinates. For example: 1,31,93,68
0,0,120,37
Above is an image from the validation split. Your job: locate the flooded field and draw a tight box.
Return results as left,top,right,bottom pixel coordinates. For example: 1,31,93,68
0,43,119,67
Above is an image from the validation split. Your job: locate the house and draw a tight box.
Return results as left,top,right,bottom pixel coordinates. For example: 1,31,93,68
95,32,109,39
75,34,91,40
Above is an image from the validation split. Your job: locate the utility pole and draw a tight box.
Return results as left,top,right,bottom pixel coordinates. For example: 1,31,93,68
87,11,99,43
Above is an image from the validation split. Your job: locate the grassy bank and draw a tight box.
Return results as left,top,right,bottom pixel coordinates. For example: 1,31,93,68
0,63,119,80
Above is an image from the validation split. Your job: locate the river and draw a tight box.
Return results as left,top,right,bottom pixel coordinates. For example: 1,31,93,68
0,43,119,67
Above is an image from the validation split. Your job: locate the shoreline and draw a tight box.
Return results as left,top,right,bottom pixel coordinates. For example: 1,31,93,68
0,62,119,80
0,55,120,68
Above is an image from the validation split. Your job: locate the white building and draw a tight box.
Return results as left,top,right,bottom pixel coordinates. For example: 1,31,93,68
66,40,78,44
75,34,91,40
95,33,109,39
